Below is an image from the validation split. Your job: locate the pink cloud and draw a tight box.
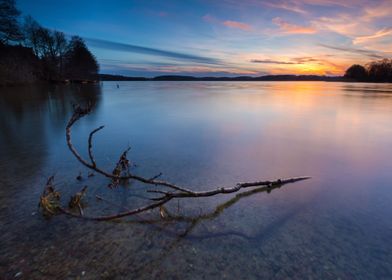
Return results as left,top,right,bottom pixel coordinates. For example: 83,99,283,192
363,2,392,20
272,17,316,34
223,20,252,31
203,14,252,31
353,27,392,44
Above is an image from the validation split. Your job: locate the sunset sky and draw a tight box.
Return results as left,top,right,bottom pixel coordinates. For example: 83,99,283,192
18,0,392,77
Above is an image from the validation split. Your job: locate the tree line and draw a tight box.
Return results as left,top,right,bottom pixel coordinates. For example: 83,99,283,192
344,59,392,83
0,0,99,85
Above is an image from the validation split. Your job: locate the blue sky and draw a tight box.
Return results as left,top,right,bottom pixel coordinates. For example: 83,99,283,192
18,0,392,77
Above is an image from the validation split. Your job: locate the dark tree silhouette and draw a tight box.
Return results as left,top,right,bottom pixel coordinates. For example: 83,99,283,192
367,59,392,83
0,43,39,84
64,36,99,81
0,0,23,43
23,16,45,57
345,59,392,83
23,16,68,80
0,1,99,85
39,30,67,80
344,64,368,81
53,30,68,78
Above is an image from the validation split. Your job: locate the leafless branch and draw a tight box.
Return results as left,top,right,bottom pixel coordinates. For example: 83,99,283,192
66,105,195,194
88,125,104,167
41,104,311,221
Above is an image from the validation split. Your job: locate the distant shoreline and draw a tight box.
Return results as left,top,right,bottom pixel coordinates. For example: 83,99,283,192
2,74,389,87
99,74,347,82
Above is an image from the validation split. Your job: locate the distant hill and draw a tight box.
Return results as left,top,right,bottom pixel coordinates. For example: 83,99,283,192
99,74,345,82
98,74,148,81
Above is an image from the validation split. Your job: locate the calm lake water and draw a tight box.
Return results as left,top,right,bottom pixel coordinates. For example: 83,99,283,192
1,81,392,279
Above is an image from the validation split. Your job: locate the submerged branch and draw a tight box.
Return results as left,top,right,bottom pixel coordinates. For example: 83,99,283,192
40,104,311,221
88,125,104,167
147,176,310,200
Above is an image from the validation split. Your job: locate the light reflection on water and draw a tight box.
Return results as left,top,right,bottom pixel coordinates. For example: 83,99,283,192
0,81,392,279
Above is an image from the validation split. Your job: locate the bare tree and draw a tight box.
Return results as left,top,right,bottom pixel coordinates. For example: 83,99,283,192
23,16,69,80
23,16,42,57
53,30,67,78
0,0,23,44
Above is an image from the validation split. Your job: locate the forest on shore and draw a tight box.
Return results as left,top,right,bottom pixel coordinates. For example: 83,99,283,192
344,60,392,83
0,0,99,86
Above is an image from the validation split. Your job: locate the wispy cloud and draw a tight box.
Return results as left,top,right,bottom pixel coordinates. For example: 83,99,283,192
223,0,354,13
310,4,392,50
101,62,260,77
312,15,358,36
363,2,392,21
294,0,357,7
251,57,323,65
85,38,220,64
223,20,252,31
293,57,320,63
319,43,386,59
264,1,307,14
272,17,316,34
251,59,296,64
353,27,392,44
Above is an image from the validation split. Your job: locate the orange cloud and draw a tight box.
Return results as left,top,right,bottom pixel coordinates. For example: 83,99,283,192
272,17,316,34
223,20,252,31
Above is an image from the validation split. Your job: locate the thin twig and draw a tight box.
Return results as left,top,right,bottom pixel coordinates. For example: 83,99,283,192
148,172,163,181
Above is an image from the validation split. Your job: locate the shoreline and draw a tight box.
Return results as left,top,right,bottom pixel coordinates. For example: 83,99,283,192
2,77,392,87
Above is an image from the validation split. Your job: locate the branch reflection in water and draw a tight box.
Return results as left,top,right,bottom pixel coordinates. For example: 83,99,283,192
101,181,293,240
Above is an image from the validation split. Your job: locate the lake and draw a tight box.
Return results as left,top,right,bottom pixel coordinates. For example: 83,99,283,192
1,81,392,279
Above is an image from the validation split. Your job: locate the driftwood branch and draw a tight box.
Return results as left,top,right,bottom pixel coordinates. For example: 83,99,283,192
66,106,202,194
40,104,310,221
88,125,104,167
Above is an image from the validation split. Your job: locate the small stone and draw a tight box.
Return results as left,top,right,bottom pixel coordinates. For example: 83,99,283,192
14,272,22,278
82,271,86,276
